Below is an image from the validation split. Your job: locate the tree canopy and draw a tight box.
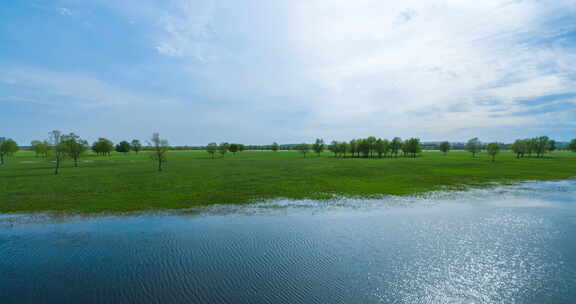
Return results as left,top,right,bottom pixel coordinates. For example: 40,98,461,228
0,137,19,165
465,138,481,158
486,142,500,162
115,141,132,154
439,141,451,155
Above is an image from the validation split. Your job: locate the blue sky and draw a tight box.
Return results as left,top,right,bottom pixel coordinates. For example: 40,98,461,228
1,0,575,145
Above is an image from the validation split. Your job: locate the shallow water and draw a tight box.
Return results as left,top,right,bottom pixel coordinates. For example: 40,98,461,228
1,180,576,304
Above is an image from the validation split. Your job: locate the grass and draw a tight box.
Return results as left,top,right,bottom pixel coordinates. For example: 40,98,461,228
1,150,575,213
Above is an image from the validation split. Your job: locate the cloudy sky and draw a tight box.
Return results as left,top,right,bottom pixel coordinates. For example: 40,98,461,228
1,0,575,145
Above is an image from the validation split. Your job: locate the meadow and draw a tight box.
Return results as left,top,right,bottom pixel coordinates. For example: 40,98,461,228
1,150,575,213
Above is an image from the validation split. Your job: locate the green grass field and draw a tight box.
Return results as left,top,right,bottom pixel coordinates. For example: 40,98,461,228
1,150,575,213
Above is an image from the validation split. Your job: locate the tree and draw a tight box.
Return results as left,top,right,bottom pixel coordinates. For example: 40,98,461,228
527,138,537,157
271,142,279,152
92,138,114,156
61,133,89,167
548,140,556,153
486,142,500,162
329,141,339,157
358,139,370,158
439,141,451,155
374,139,385,158
404,138,422,158
218,142,229,157
338,141,349,158
48,130,66,175
390,137,403,158
511,139,528,158
206,143,218,158
228,143,239,155
534,136,550,158
149,133,169,172
0,138,19,165
365,136,377,158
570,139,576,152
115,141,132,154
349,139,358,158
296,143,310,158
131,140,142,154
465,137,481,158
31,140,50,158
312,138,324,156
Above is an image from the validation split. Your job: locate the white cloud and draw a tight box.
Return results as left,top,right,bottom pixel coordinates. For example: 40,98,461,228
58,7,73,16
7,0,576,143
95,0,576,141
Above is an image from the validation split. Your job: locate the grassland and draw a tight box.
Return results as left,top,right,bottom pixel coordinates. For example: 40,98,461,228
1,150,575,213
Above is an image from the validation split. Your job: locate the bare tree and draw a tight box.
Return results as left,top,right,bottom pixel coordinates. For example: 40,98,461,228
149,133,169,172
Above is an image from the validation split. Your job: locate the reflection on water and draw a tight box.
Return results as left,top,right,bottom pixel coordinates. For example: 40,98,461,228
1,180,576,304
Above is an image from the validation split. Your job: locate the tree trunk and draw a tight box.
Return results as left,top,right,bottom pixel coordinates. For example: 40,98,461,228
0,154,3,165
54,156,60,175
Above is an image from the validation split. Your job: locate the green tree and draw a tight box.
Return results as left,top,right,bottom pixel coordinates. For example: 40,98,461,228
228,143,239,155
0,137,19,165
527,138,537,157
131,140,142,154
271,142,279,152
48,130,66,175
115,141,132,154
534,136,550,158
365,136,377,158
149,133,169,172
349,139,358,158
328,141,339,157
296,143,310,158
465,137,481,158
92,138,114,156
61,133,89,167
338,141,349,158
31,140,50,158
439,141,451,155
312,138,325,156
569,139,576,152
374,139,385,158
206,143,218,158
358,139,370,158
404,138,422,158
547,140,556,153
218,142,229,157
390,137,402,158
486,142,500,162
511,139,528,158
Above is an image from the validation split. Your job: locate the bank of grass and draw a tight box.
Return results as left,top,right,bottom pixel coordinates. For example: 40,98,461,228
1,150,575,213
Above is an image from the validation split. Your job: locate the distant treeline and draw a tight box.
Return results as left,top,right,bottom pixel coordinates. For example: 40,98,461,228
1,131,575,174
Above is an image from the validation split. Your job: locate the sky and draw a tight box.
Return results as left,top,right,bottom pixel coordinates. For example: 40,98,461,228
1,0,576,145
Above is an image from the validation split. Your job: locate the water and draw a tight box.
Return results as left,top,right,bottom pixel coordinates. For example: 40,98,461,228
1,180,576,304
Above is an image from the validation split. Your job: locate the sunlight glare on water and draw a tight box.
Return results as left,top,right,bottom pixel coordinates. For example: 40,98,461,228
1,180,575,304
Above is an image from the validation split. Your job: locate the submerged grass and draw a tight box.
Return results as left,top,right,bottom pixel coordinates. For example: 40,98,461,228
1,150,575,213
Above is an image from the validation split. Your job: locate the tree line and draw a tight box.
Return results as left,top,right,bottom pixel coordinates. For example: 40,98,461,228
1,133,575,174
1,132,168,174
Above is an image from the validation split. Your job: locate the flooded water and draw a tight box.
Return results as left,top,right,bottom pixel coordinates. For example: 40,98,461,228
1,180,576,304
